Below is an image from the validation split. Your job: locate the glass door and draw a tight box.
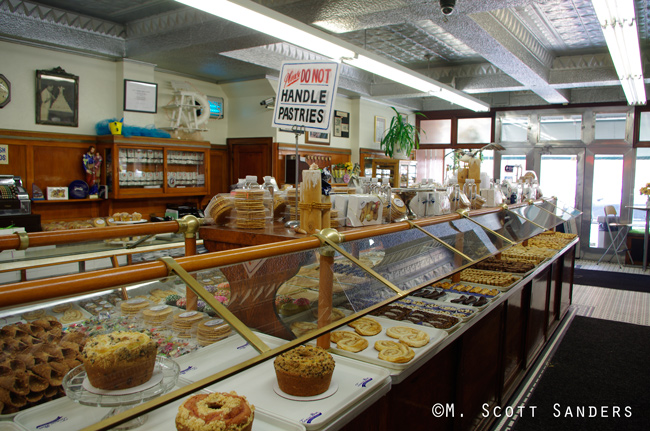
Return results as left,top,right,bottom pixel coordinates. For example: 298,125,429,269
533,148,584,239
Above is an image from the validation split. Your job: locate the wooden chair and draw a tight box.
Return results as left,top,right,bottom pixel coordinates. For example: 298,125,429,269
597,205,633,268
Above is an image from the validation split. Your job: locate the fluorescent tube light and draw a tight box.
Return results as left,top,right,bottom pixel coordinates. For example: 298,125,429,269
175,0,490,112
175,0,355,60
592,0,646,105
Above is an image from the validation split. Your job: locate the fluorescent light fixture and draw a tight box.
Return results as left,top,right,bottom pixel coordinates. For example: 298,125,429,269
175,0,354,59
175,0,490,112
592,0,646,105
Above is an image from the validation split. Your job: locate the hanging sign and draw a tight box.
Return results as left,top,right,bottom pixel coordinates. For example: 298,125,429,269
0,145,7,164
272,60,341,132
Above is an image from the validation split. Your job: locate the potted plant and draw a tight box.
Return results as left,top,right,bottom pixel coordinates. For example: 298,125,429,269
380,107,425,159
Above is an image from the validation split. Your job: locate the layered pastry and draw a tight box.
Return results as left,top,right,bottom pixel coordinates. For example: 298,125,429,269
197,319,232,346
176,392,254,431
120,298,150,316
82,331,157,390
209,195,234,224
273,345,335,396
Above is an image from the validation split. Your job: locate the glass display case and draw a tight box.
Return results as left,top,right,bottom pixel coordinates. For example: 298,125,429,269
98,135,210,198
0,201,579,430
371,159,417,188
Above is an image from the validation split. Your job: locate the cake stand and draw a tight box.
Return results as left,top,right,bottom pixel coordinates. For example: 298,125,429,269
63,356,180,430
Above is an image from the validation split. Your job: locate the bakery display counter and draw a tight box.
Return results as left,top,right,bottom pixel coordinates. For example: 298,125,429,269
0,200,579,431
0,217,202,284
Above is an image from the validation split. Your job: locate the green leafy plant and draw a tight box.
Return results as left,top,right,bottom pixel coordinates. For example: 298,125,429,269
380,107,425,158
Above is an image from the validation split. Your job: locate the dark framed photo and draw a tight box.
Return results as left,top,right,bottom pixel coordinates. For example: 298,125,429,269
36,67,79,127
305,131,330,145
124,79,158,113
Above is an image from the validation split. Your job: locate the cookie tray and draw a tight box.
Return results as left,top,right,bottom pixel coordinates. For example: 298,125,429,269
395,297,478,321
176,332,285,384
325,315,448,371
458,270,522,291
409,288,490,311
13,388,305,431
206,353,391,431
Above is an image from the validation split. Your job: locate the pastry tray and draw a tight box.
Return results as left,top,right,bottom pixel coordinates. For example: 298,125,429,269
206,354,391,431
458,270,522,291
176,333,285,384
13,388,305,431
408,287,490,310
326,315,448,370
395,297,478,320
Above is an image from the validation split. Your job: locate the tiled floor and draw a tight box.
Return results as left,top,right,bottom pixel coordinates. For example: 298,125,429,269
572,259,650,327
575,258,649,274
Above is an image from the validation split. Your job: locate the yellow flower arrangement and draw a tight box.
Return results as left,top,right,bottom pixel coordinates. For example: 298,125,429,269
640,183,650,196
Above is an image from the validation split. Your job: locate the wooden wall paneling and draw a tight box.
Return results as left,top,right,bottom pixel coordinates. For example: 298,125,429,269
547,260,560,334
0,143,28,183
456,304,503,431
227,137,273,186
559,246,575,319
387,342,457,431
33,143,89,190
205,146,229,206
501,289,526,403
525,267,551,368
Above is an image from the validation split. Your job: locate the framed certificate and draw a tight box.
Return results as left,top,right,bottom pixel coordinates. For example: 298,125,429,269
124,79,158,113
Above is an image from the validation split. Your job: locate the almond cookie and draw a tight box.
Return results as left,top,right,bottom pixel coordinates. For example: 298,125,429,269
386,326,430,348
348,316,382,336
330,330,368,352
374,339,415,363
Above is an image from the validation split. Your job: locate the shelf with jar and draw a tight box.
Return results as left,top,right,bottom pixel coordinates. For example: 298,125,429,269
97,135,210,199
371,158,417,188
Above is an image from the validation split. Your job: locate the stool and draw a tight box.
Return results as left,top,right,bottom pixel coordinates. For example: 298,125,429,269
597,205,633,268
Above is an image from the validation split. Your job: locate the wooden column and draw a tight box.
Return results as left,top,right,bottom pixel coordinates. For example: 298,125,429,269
317,254,334,349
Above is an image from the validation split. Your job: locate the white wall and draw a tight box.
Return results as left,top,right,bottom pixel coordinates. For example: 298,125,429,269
0,41,118,135
0,40,413,153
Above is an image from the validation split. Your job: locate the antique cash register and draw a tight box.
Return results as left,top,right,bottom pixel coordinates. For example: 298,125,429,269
0,175,40,231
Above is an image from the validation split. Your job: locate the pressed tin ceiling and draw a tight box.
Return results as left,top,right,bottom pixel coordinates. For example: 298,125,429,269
1,0,649,110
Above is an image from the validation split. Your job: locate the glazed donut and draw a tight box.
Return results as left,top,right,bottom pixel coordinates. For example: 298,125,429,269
348,316,382,336
386,326,430,348
176,392,254,431
374,339,415,363
330,330,369,352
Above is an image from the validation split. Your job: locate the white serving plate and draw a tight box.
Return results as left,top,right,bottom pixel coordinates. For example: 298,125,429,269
326,315,447,370
13,389,304,431
175,333,284,384
206,354,390,430
0,423,27,431
111,219,148,225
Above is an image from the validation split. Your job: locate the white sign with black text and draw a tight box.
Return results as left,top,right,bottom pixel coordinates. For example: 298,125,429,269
272,60,341,132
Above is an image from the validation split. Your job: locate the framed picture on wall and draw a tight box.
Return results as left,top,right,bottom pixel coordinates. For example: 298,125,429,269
333,110,350,138
36,67,79,127
124,79,158,113
374,116,386,143
305,130,330,145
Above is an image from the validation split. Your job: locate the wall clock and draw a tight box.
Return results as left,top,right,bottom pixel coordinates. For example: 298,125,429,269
0,74,10,108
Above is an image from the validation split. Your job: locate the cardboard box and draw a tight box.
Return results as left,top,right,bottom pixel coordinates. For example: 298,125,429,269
346,194,383,227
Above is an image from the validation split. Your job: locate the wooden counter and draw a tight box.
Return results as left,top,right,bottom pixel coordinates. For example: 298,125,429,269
200,222,305,252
